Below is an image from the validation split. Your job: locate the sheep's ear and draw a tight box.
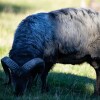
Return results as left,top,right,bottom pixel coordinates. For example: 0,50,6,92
22,58,45,73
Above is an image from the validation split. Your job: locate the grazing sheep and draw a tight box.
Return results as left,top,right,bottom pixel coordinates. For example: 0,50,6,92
1,8,100,96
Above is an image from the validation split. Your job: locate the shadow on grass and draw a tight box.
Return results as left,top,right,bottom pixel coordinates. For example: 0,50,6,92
0,2,35,14
48,72,95,95
0,67,99,100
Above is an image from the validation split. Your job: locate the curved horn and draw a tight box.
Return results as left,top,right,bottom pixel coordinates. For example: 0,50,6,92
22,58,45,73
1,56,19,72
1,56,19,84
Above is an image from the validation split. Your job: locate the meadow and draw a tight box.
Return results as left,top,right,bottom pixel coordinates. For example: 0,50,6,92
0,0,100,99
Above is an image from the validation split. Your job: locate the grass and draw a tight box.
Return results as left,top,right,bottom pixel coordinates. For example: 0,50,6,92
0,63,97,100
0,0,100,99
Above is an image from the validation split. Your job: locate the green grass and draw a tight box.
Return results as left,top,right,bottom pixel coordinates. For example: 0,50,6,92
0,63,97,100
0,0,100,99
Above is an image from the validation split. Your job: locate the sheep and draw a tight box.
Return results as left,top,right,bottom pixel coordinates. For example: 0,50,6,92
1,8,100,96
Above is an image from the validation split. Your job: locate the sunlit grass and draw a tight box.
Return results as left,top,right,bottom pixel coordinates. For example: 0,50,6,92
53,63,96,79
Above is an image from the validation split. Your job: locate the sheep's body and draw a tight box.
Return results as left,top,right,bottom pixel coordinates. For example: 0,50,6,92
8,8,100,95
10,8,100,65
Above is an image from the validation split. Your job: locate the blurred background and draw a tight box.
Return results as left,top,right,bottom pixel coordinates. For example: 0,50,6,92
0,0,100,99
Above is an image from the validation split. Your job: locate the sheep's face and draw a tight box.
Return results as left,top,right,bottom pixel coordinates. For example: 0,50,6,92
1,50,44,96
11,72,30,96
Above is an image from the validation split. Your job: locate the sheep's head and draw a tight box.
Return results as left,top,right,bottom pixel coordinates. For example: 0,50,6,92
1,57,45,96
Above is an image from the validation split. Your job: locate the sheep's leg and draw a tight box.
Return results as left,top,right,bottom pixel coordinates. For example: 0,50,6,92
27,75,39,93
91,60,100,95
95,69,100,95
27,76,33,91
40,62,53,93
